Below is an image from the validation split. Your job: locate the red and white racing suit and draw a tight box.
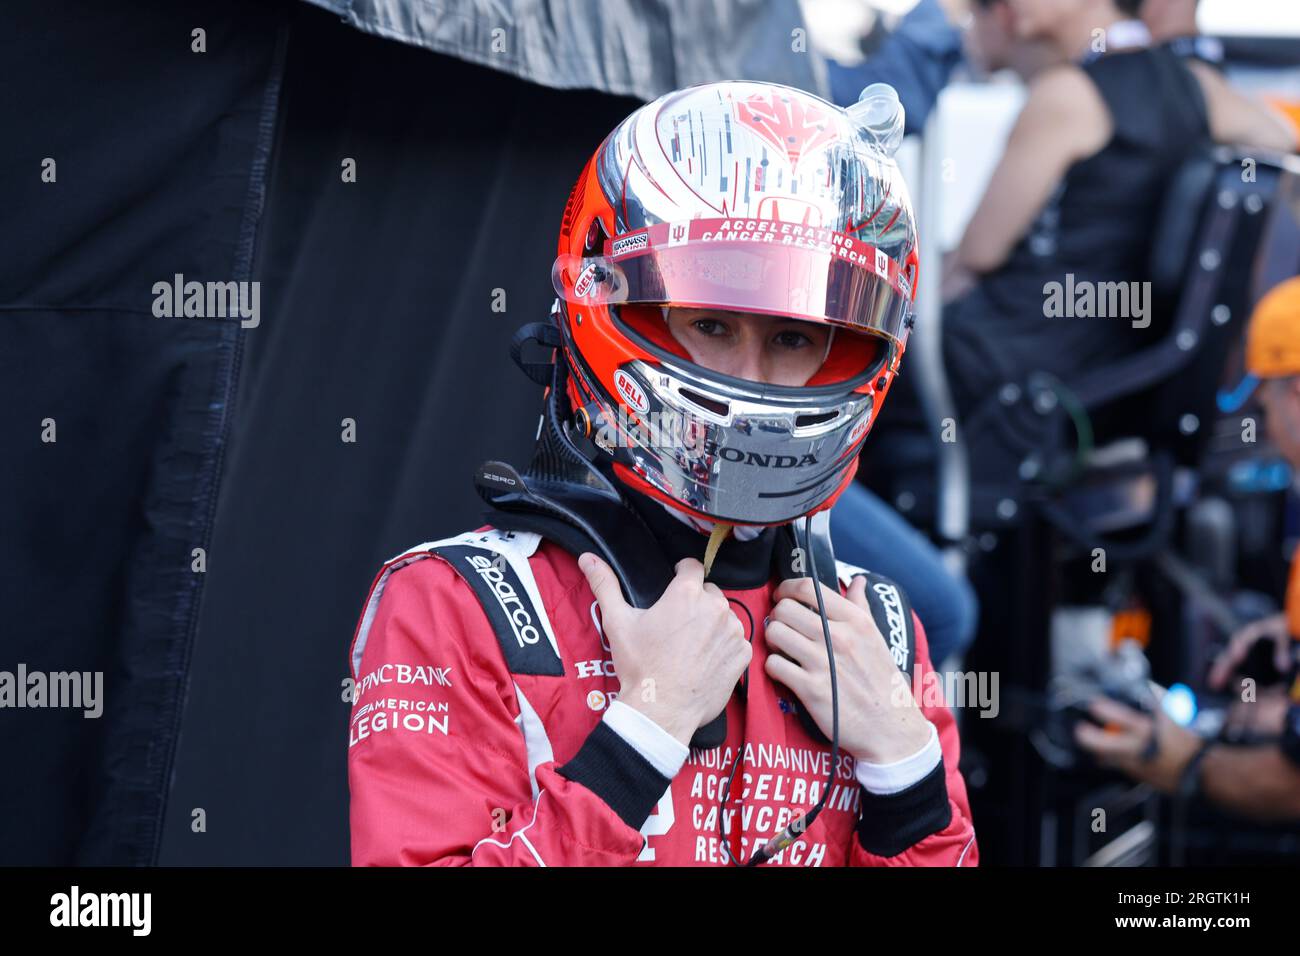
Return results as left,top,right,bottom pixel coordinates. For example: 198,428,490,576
347,525,978,866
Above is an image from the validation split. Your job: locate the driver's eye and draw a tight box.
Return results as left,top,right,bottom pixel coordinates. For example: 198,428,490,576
692,319,729,337
773,330,813,350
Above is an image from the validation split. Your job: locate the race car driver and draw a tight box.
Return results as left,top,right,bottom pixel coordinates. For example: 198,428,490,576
347,81,977,866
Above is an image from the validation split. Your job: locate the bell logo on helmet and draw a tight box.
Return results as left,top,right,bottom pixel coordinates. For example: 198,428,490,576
613,369,650,414
847,411,872,446
573,263,601,298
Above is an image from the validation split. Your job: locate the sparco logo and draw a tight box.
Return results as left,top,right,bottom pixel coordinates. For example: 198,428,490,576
704,439,817,468
611,232,648,256
466,554,541,648
872,581,909,669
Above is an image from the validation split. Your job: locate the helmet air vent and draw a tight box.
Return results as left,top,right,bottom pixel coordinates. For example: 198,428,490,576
795,410,838,428
678,388,730,418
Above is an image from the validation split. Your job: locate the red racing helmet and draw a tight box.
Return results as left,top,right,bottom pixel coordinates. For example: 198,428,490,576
551,80,919,527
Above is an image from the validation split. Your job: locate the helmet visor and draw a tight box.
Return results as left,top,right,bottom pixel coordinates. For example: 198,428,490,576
553,217,914,350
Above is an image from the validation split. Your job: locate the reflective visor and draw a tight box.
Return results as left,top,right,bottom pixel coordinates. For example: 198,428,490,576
553,217,914,348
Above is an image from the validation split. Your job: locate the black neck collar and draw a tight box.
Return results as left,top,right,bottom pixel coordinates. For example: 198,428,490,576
623,491,778,591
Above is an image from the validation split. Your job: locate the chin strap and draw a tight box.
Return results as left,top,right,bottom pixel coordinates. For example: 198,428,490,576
703,522,733,579
660,499,765,544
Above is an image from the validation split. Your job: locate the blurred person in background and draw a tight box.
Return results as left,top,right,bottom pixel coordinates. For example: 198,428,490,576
1076,277,1300,821
824,0,981,668
826,0,966,134
1140,0,1196,39
1140,0,1225,65
939,0,1296,419
964,0,1063,80
823,0,1058,125
1205,276,1300,740
827,0,1060,669
1141,0,1300,141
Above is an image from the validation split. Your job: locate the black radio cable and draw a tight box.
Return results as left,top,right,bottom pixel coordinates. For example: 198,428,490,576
717,515,841,866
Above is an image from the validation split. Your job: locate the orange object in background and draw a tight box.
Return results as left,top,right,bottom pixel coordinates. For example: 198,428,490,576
1265,98,1300,146
1111,606,1153,650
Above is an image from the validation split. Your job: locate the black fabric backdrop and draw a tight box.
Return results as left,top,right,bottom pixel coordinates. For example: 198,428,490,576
2,0,638,864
